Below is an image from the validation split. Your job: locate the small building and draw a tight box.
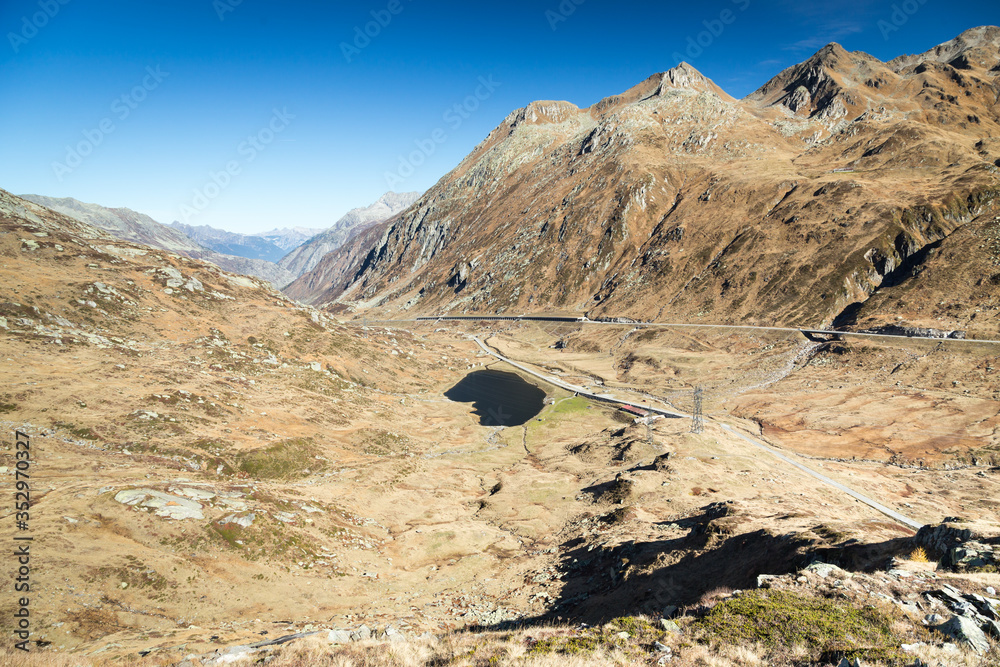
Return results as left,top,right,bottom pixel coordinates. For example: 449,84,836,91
619,404,649,418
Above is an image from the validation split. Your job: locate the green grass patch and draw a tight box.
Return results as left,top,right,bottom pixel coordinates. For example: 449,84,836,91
695,590,918,664
548,396,591,417
54,421,99,440
528,616,664,659
233,438,321,480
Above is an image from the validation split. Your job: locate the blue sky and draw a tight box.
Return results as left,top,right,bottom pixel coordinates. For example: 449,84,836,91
0,0,996,234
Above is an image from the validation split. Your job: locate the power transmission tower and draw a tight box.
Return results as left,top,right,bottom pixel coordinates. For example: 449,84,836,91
691,386,704,434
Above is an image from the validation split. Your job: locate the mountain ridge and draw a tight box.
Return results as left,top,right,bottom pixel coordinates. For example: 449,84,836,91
277,190,421,278
285,28,1000,339
20,194,296,287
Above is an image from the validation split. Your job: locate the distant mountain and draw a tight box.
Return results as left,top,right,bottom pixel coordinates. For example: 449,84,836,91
254,226,323,252
168,221,290,263
278,191,420,278
20,195,295,287
282,27,1000,339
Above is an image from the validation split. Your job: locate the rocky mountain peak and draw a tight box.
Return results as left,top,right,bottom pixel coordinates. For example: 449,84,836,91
590,64,732,117
890,24,1000,72
745,42,887,121
505,100,583,129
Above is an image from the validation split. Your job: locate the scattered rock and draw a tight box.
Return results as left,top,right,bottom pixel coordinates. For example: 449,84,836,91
805,561,849,579
660,619,680,633
757,574,780,588
836,658,865,667
936,614,990,653
217,513,255,529
327,629,352,644
114,488,204,520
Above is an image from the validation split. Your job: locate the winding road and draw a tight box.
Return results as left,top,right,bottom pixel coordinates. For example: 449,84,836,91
469,335,925,531
411,315,1000,346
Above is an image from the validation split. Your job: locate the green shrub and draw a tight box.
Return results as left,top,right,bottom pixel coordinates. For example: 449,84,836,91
696,590,914,664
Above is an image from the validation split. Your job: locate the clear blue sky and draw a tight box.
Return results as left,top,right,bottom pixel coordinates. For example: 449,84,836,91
0,0,995,233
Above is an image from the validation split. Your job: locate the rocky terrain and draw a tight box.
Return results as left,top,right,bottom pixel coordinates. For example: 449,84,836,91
20,195,295,287
116,521,1000,666
1,189,998,664
285,27,1000,342
5,26,1000,667
278,191,421,279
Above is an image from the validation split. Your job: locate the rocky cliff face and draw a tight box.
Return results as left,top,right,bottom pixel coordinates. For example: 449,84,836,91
21,195,295,287
286,28,1000,338
278,191,421,278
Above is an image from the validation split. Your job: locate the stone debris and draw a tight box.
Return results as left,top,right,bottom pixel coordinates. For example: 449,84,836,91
660,619,680,633
171,486,216,501
804,561,850,579
217,513,256,529
936,614,991,653
114,488,205,520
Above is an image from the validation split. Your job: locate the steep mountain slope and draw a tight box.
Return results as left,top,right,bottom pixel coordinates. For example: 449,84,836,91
287,28,1000,338
278,191,421,278
169,220,290,262
20,195,295,287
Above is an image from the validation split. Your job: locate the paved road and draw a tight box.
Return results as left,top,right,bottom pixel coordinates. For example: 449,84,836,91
406,315,1000,346
717,424,923,530
471,336,925,531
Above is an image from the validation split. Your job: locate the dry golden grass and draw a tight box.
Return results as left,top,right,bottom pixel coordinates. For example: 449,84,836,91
2,618,996,667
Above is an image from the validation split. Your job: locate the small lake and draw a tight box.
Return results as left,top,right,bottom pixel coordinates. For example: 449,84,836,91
445,370,547,427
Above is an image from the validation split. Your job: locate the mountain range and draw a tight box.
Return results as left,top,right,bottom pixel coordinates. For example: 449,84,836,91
21,191,421,289
277,191,421,277
19,194,298,287
284,26,1000,339
168,221,321,263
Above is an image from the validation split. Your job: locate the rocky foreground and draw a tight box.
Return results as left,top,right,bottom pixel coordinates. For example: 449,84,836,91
125,520,996,666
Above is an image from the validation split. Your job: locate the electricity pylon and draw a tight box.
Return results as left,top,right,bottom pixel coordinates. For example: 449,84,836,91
691,386,704,434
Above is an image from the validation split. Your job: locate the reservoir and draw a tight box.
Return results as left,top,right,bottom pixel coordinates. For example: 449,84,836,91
445,369,547,427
